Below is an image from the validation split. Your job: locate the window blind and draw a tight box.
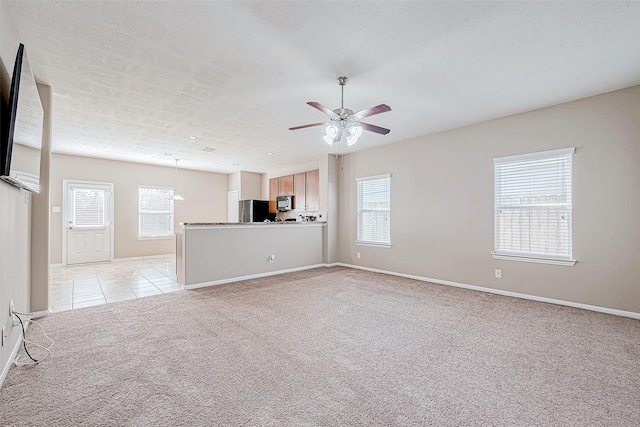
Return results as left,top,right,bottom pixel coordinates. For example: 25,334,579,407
73,189,105,227
356,174,391,246
139,187,174,237
494,148,574,260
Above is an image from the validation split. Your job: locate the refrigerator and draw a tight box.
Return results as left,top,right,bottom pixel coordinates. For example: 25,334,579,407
238,199,270,222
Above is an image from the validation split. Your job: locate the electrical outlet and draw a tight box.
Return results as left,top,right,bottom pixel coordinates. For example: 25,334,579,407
268,254,275,263
495,269,502,279
357,252,361,259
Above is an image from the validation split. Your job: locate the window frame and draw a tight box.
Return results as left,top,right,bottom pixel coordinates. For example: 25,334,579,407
356,173,392,248
492,147,576,266
138,185,175,239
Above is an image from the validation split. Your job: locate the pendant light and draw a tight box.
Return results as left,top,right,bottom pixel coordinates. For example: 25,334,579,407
169,159,185,201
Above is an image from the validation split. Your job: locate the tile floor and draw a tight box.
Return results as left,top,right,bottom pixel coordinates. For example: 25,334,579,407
49,256,181,313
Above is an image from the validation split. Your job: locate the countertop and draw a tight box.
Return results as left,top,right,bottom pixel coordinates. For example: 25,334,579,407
180,221,325,228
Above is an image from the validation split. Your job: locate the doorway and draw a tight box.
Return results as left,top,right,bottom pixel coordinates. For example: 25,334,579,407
63,180,114,265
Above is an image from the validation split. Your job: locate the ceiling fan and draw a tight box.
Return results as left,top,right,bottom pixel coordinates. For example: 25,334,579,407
289,76,391,146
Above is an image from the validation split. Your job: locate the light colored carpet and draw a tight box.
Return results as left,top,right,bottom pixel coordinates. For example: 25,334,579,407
1,267,639,426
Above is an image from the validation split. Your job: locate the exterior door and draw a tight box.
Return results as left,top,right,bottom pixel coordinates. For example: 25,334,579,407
65,181,113,265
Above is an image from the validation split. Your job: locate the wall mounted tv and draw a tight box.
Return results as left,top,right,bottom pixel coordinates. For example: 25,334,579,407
0,43,43,192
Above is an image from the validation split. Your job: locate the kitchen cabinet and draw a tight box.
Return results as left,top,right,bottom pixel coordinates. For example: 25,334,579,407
268,178,278,213
278,175,293,196
305,169,319,211
271,169,319,212
293,173,305,210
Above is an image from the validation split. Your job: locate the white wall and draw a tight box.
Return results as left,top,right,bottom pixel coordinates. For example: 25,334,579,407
337,85,640,314
49,154,229,263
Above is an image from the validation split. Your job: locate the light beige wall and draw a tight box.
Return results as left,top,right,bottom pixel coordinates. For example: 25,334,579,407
0,184,30,381
49,154,229,263
31,83,51,313
338,85,640,314
320,154,339,264
240,171,263,200
182,224,324,286
1,0,31,381
228,172,240,192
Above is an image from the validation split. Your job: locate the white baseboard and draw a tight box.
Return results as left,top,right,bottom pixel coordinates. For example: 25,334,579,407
51,254,175,267
31,309,51,319
334,263,640,320
0,333,23,390
113,254,175,262
185,264,327,289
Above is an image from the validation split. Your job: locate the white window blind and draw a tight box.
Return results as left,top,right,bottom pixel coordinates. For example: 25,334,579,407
73,188,105,228
139,186,174,238
357,174,391,246
494,148,574,262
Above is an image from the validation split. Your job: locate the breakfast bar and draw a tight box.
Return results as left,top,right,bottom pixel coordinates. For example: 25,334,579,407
177,222,326,288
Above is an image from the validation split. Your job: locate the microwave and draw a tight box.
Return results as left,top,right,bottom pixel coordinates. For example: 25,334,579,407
276,195,293,211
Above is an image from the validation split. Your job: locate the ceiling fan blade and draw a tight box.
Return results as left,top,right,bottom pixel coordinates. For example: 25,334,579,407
308,102,339,119
360,122,391,135
353,104,391,120
289,122,327,131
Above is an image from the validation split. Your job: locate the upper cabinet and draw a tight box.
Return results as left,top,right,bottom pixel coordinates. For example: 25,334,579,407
293,172,305,210
305,169,319,211
268,178,278,213
278,175,293,196
269,169,319,212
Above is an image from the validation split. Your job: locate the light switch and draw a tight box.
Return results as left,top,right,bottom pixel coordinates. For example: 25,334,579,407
52,206,61,213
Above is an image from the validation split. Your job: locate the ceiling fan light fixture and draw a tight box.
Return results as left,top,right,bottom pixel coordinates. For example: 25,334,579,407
346,124,362,146
323,125,338,145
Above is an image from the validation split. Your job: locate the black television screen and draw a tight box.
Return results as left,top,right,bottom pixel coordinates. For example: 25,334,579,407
0,43,43,192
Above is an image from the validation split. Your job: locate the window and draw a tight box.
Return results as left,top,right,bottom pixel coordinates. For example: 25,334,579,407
493,147,575,266
73,188,106,228
138,186,174,238
356,174,391,246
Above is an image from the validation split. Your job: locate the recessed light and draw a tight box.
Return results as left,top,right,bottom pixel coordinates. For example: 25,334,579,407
233,163,240,166
202,147,215,152
164,153,172,156
266,152,273,155
187,136,197,140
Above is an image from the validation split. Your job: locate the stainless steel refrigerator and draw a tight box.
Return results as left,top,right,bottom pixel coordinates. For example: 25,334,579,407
238,199,270,222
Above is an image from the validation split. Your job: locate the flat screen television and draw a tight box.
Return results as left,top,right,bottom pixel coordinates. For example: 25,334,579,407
0,43,43,192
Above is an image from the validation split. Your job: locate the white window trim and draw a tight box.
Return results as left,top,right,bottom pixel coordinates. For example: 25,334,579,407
356,242,392,248
138,185,175,239
356,173,391,247
493,147,576,267
491,253,576,266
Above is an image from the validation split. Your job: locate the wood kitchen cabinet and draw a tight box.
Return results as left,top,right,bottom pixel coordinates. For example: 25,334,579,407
278,175,293,196
268,178,278,213
305,169,319,211
271,169,319,212
293,172,305,210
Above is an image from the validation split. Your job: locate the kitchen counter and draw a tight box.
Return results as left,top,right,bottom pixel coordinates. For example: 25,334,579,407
177,221,325,287
180,221,324,227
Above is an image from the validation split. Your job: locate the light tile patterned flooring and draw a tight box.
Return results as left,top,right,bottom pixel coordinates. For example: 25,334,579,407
49,256,181,313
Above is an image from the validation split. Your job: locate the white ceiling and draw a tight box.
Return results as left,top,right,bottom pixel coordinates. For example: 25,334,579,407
7,1,640,174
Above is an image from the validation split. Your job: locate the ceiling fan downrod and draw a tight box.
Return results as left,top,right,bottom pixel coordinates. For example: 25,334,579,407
337,76,348,109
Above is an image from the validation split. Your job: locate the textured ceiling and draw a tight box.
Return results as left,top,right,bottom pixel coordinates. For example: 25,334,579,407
6,1,640,174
